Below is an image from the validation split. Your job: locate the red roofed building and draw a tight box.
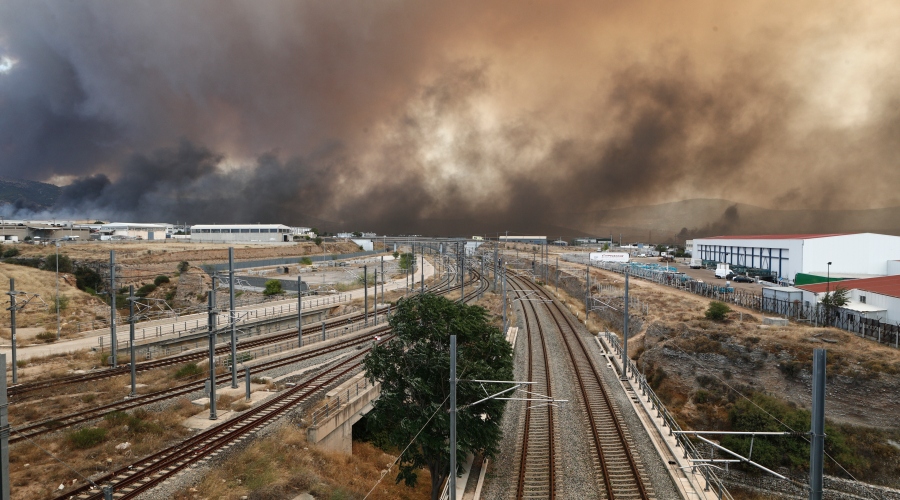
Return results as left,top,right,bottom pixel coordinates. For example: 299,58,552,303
794,275,900,324
693,233,900,284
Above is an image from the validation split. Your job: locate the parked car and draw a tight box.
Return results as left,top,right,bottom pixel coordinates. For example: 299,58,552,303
733,275,754,283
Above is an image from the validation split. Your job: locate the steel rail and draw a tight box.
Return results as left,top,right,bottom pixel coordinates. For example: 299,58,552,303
510,275,651,500
512,285,556,499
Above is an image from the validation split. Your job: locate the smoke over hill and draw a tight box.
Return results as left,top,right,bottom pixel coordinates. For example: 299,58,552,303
2,2,900,234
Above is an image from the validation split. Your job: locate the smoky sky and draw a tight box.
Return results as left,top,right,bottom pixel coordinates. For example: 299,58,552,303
2,1,900,234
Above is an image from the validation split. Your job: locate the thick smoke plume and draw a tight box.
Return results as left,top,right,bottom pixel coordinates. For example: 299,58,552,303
2,1,900,235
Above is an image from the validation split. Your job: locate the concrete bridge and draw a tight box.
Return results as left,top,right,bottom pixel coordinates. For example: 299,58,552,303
306,372,380,454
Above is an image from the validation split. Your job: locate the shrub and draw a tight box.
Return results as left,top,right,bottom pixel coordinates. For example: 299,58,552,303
705,301,731,321
50,294,70,313
23,236,31,242
177,261,190,274
174,362,203,379
1,247,19,258
153,275,170,286
36,331,57,343
75,266,103,292
314,236,323,246
68,427,107,449
164,290,176,302
136,283,157,297
300,257,313,266
41,254,73,273
263,279,283,296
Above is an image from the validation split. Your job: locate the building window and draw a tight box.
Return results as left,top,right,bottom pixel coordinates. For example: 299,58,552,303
860,296,866,304
241,229,250,233
251,228,260,233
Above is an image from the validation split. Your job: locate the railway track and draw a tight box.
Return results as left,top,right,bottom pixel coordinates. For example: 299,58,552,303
51,269,491,500
509,275,652,500
9,274,456,402
9,328,389,444
512,285,557,499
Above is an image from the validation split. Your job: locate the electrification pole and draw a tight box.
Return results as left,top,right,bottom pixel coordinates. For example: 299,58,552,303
364,265,368,327
207,276,218,420
449,334,457,500
810,349,826,500
623,269,630,380
298,276,303,348
229,248,237,388
6,280,16,384
110,250,117,368
128,285,136,397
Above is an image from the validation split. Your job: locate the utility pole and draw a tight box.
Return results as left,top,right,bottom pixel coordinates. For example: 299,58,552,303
585,265,590,325
380,255,384,314
449,334,457,500
420,244,424,295
501,261,508,332
461,250,465,301
493,246,498,292
110,250,117,368
207,277,218,420
810,349,826,500
6,280,16,384
555,256,559,295
364,265,368,327
623,269,630,380
55,242,60,340
229,248,237,388
128,285,136,397
0,354,8,500
374,269,378,326
298,276,303,348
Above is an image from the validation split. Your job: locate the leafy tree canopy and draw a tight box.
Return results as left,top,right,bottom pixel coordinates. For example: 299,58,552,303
363,294,513,499
263,279,283,296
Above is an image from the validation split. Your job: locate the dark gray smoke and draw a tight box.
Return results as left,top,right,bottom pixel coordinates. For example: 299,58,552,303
2,2,900,235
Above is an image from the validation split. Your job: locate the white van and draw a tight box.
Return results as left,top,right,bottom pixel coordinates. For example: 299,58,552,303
689,258,702,269
715,263,734,279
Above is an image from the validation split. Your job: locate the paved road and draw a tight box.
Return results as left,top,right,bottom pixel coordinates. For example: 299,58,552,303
1,254,435,361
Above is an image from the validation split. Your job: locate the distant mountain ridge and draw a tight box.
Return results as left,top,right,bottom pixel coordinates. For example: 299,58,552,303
555,199,900,242
0,177,60,210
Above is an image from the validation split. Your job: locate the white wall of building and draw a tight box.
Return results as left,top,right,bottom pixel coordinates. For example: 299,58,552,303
191,224,292,243
351,239,374,251
802,234,900,277
694,233,900,281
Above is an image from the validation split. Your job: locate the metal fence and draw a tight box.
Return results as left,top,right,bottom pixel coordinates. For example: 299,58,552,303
602,331,733,500
201,250,382,274
570,256,900,349
309,377,373,426
101,294,350,355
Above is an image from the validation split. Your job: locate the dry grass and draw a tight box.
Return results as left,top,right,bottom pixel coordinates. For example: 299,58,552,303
172,424,432,500
10,400,196,500
0,263,105,338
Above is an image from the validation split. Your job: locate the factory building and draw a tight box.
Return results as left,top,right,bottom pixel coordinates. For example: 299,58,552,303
499,235,547,245
190,224,293,243
98,223,168,241
795,275,900,324
693,233,900,284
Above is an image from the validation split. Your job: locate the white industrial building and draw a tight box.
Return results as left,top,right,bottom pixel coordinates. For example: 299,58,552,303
190,224,293,243
98,223,168,241
795,276,900,324
693,233,900,283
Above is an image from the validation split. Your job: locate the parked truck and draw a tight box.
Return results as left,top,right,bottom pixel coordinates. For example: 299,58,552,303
689,258,703,269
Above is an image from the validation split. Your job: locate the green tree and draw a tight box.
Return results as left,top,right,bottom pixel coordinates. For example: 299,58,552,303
352,231,363,238
310,227,319,236
177,261,190,274
314,236,323,246
74,266,102,292
398,252,415,271
821,286,849,325
363,294,513,499
705,301,731,321
601,243,610,251
263,279,283,296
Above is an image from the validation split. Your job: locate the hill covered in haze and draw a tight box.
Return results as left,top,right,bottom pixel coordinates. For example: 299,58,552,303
0,177,60,211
